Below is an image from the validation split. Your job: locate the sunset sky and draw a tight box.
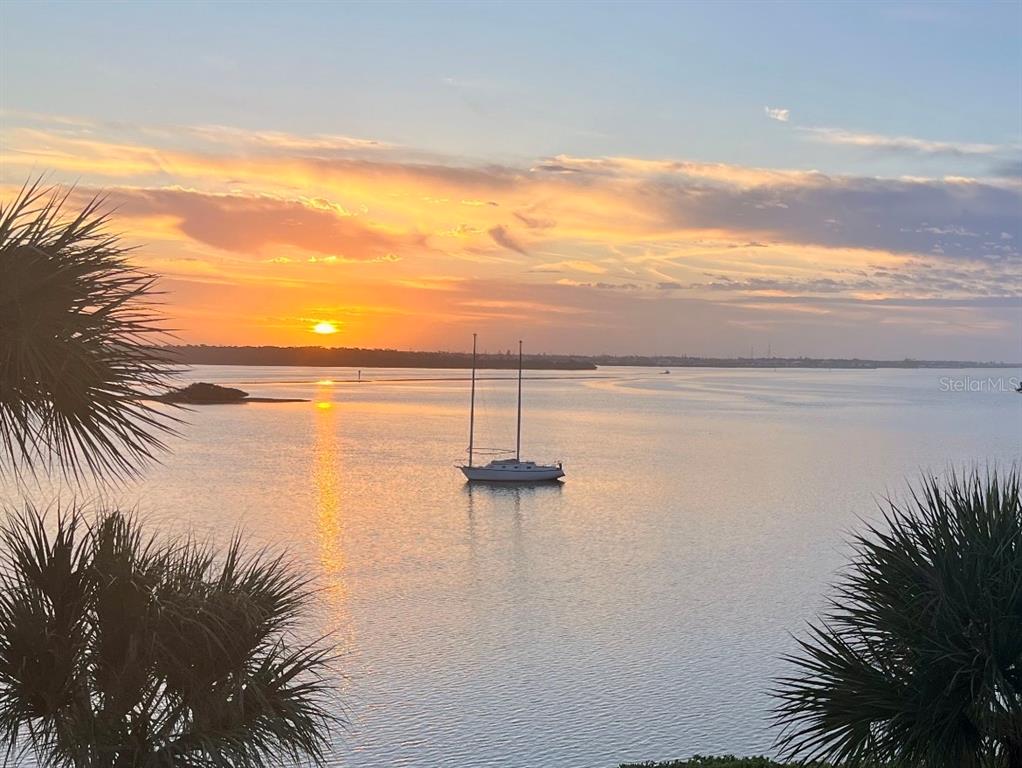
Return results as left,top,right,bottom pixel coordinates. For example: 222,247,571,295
2,1,1020,359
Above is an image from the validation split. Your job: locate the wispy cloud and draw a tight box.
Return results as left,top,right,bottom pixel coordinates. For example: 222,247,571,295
799,126,1005,157
488,225,529,255
761,106,1015,161
181,124,392,152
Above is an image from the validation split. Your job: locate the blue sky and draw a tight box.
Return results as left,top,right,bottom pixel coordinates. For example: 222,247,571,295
1,1,1020,358
4,1,1018,170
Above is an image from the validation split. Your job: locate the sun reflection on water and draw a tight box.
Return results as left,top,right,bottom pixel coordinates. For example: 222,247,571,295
313,387,347,613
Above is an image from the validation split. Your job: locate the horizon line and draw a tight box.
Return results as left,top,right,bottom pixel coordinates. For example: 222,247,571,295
159,343,1022,367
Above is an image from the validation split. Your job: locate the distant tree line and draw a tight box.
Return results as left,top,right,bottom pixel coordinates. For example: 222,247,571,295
162,345,1017,371
164,345,598,370
592,355,1019,369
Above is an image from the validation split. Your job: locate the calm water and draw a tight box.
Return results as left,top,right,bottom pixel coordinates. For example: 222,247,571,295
9,366,1022,766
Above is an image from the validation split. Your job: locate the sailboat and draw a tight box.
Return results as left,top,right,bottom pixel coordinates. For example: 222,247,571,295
459,334,565,482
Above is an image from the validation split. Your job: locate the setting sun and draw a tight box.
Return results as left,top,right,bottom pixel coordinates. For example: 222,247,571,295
312,321,338,335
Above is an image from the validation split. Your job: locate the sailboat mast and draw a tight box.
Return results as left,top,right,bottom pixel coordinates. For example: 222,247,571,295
516,339,522,461
468,333,477,467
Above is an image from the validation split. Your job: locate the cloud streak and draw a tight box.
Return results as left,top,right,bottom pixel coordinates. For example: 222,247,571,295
109,187,423,260
488,224,529,254
760,107,1017,164
799,126,1006,157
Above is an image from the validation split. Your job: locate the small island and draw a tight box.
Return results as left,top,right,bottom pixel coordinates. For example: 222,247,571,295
156,382,308,404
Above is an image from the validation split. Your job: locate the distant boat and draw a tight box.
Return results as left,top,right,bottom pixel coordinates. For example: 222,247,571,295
1016,382,1022,393
662,369,671,374
459,335,565,482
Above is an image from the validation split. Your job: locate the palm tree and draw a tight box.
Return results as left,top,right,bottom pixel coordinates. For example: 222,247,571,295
0,180,177,480
0,181,339,765
0,507,338,766
774,467,1022,768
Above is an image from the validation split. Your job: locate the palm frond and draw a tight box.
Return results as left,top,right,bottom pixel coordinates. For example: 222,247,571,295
773,466,1022,767
0,179,180,481
0,507,341,766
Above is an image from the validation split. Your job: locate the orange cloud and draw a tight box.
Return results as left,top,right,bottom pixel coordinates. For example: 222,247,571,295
108,187,422,261
1,113,1019,358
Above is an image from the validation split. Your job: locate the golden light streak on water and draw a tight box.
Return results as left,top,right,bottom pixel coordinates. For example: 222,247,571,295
313,386,347,611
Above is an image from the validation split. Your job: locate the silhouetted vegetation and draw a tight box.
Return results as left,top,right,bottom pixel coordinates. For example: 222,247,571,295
166,344,597,370
620,756,790,768
0,181,177,479
620,757,887,768
156,382,308,405
0,508,338,766
593,355,1018,369
0,181,338,766
774,467,1022,767
164,345,1016,371
158,382,250,403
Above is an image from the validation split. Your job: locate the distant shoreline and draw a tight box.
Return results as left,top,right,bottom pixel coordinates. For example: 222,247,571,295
163,345,1019,371
164,345,596,370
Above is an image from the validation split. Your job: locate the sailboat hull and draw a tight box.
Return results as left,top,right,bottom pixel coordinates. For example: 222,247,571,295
460,462,564,482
